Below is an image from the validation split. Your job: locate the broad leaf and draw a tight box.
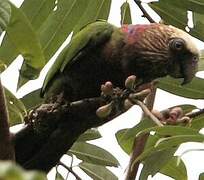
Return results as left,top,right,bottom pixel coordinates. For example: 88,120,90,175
20,89,43,110
191,12,204,42
149,0,187,30
0,3,45,87
5,87,26,125
77,128,102,142
79,162,117,180
158,76,204,99
133,134,204,165
136,126,199,138
150,0,204,14
198,49,204,71
139,148,177,180
39,0,89,62
69,142,119,167
178,104,197,114
0,0,11,35
120,2,132,25
0,3,45,69
97,0,112,21
191,114,204,130
116,117,155,154
73,0,112,34
20,0,56,30
160,156,187,180
149,0,204,42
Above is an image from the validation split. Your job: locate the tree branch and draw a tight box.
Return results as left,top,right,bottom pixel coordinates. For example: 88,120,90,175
14,96,107,172
0,76,15,160
134,0,156,23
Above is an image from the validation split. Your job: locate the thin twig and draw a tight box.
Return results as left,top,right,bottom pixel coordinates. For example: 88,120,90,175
134,0,156,23
58,162,82,180
135,100,163,127
65,155,74,180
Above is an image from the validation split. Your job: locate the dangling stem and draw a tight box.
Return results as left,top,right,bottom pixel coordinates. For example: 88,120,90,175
125,82,157,180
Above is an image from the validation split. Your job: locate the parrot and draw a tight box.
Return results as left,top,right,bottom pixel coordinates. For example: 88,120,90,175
41,21,199,101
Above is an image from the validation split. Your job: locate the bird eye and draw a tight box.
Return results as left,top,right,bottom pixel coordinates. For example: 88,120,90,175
193,56,198,62
169,39,185,51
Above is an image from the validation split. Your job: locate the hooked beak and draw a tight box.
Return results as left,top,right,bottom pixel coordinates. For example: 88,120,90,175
181,56,198,85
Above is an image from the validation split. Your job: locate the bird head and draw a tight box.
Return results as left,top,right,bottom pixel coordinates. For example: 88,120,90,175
121,23,200,84
167,26,199,84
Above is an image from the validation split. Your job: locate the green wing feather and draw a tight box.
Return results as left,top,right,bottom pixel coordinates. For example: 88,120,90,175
41,21,115,96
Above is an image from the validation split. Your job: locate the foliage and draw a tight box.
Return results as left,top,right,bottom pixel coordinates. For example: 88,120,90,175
0,0,204,179
0,161,46,180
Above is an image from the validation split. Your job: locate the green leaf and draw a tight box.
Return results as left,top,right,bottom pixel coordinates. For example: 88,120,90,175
160,156,187,180
5,87,27,126
190,12,204,42
150,0,204,14
149,0,187,30
69,142,119,167
97,0,112,21
116,117,155,154
144,134,160,150
0,61,7,72
0,0,11,34
191,114,204,130
120,2,132,25
199,172,204,180
133,134,204,165
158,76,204,99
17,63,41,88
20,0,56,31
198,49,204,71
136,126,199,138
149,0,204,42
77,128,102,142
39,0,89,62
73,0,112,34
0,3,45,82
1,3,45,68
178,104,197,114
139,148,177,180
20,89,43,110
0,161,46,180
79,162,117,180
156,134,204,149
188,0,204,14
